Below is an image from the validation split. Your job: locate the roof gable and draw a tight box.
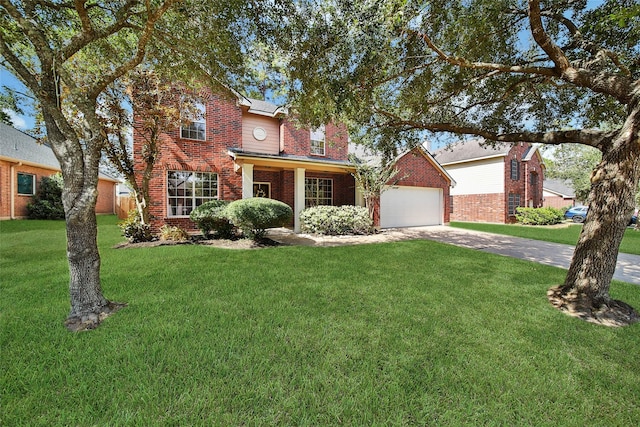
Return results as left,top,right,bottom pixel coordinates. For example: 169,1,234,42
433,138,512,165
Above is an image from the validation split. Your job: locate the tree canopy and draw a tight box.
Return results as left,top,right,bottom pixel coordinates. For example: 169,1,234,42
283,0,640,325
0,0,271,330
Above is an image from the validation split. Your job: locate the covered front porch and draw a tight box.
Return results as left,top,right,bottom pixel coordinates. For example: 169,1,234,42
228,149,358,231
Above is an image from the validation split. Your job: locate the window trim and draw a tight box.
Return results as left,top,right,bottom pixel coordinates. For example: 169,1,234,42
510,158,520,181
180,102,206,141
17,172,35,196
508,193,521,216
167,170,218,217
253,182,271,198
305,177,333,208
310,125,326,156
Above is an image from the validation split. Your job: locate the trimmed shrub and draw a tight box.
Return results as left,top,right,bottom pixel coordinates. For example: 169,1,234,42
300,205,373,235
26,173,65,219
118,210,152,243
159,225,189,241
515,207,565,225
226,198,293,240
189,200,235,239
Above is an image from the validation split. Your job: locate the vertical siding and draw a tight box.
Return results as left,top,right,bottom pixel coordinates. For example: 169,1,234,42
447,159,504,195
241,114,280,155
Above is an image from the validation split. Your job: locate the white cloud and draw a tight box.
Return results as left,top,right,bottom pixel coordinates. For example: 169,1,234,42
3,109,27,129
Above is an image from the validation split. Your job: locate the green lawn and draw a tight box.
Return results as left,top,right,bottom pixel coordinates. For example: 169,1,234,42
451,221,640,255
2,216,640,425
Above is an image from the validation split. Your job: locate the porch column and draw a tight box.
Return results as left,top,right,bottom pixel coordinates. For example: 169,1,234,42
242,163,254,199
294,167,306,232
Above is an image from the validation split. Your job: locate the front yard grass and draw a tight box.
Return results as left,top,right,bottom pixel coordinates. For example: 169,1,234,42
2,216,640,425
451,221,640,255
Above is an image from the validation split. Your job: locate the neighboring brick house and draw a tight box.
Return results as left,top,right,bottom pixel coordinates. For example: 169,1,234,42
0,122,119,219
543,178,577,209
135,89,455,231
433,139,544,223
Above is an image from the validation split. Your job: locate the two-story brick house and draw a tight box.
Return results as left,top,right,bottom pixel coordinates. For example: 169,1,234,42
433,139,544,223
135,89,455,232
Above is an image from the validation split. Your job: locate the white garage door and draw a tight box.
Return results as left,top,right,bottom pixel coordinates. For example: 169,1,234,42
380,186,442,228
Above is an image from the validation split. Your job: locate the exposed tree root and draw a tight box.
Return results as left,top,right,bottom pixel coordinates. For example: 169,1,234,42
547,285,639,327
64,301,127,332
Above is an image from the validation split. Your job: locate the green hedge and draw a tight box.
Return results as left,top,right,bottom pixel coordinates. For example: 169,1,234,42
300,205,373,235
189,200,235,239
515,207,565,225
26,173,65,219
225,198,293,240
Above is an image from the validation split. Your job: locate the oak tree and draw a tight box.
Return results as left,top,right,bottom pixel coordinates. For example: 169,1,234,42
0,0,253,330
285,0,640,325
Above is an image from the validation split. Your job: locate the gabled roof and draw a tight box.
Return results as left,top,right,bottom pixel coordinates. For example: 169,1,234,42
433,138,512,165
543,179,575,198
236,96,288,118
0,122,120,182
348,143,456,187
0,122,59,169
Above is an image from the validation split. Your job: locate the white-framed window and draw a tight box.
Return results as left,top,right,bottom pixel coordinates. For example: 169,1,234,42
510,158,520,181
508,193,521,216
167,171,218,217
17,172,35,195
310,125,325,156
181,102,206,141
305,177,332,208
253,182,271,198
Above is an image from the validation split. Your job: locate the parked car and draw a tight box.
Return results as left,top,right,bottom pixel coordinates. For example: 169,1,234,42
564,206,588,223
630,208,638,226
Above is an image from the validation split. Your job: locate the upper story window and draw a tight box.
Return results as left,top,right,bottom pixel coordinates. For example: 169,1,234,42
510,158,520,181
181,102,206,141
17,172,35,195
167,171,217,217
310,125,325,156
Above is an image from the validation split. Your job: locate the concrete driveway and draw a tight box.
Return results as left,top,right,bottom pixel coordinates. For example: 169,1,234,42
404,226,640,286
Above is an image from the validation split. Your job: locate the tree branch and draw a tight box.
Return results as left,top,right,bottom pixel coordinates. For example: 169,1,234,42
373,107,618,148
87,0,182,100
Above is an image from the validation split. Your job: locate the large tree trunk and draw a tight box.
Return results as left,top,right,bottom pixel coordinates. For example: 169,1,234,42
548,93,640,327
45,116,125,331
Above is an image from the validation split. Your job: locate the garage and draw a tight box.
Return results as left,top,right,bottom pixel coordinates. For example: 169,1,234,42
380,186,443,228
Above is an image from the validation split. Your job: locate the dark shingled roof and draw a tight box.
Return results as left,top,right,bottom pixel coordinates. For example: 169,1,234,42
433,138,512,165
0,122,59,169
543,178,575,198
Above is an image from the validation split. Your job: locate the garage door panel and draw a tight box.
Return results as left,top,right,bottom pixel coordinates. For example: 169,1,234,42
380,186,442,228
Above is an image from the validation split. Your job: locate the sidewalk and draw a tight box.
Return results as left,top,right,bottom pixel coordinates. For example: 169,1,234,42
399,226,640,286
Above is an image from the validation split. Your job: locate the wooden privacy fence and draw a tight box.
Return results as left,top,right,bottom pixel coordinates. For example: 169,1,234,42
116,196,136,219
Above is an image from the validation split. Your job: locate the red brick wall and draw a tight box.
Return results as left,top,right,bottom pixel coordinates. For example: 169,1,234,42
0,161,115,219
281,121,349,160
393,148,452,223
134,92,244,231
96,180,116,214
135,90,355,232
451,193,505,223
543,195,574,209
0,162,56,218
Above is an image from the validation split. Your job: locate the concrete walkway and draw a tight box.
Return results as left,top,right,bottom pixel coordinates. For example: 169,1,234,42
397,226,640,286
